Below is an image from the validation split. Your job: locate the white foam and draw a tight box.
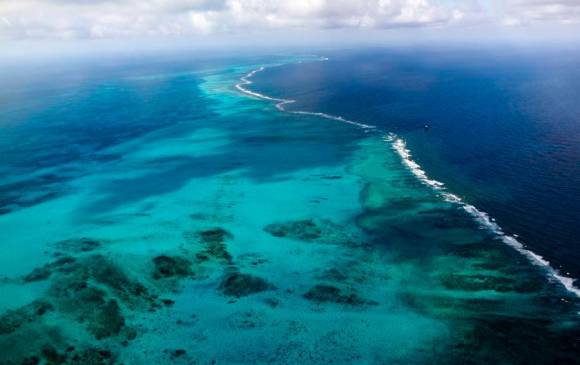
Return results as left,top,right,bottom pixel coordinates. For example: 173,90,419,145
235,57,376,130
235,57,580,299
388,135,580,298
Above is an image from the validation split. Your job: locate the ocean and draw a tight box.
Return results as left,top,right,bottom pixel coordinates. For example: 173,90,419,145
0,48,579,364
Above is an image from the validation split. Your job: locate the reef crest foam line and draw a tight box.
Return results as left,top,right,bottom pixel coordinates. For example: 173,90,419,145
235,56,580,300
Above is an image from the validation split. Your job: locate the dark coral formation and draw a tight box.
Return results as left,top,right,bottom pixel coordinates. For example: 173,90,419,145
320,268,349,282
184,227,234,263
86,256,151,306
68,348,115,365
23,257,77,282
264,219,357,246
52,238,101,254
450,316,580,365
443,241,505,260
50,279,125,340
40,344,67,364
264,219,322,241
0,252,162,363
0,300,53,335
18,346,116,365
24,266,52,282
198,228,233,244
88,299,125,340
152,255,192,280
195,240,233,263
44,254,156,340
219,272,273,297
439,273,541,294
303,285,377,306
399,292,504,318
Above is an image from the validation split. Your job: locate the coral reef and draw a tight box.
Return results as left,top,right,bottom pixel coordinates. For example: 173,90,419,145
303,285,377,306
183,227,234,263
0,300,54,335
23,257,77,283
264,219,322,241
152,255,192,280
52,238,101,254
219,272,273,297
439,273,541,294
264,218,357,246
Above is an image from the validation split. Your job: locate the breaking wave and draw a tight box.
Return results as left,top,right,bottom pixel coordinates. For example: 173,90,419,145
236,57,580,299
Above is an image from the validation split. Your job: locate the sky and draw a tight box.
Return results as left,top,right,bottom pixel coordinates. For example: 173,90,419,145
1,1,580,47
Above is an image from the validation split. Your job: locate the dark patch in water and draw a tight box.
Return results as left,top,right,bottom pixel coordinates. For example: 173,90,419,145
319,268,349,282
439,273,541,294
265,219,322,241
303,285,378,306
198,228,234,244
219,272,273,298
89,299,125,340
31,254,158,342
23,257,77,283
0,300,54,335
184,228,234,263
399,292,504,318
443,241,503,259
50,280,125,340
451,315,580,364
85,256,151,306
52,238,102,253
152,256,192,280
21,345,116,365
68,348,115,365
40,344,66,364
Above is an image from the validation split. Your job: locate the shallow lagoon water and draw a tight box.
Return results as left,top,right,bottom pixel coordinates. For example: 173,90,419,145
0,55,579,364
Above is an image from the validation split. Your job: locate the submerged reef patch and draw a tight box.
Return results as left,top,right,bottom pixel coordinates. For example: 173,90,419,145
265,219,321,241
439,273,541,294
198,228,233,244
23,257,77,282
15,345,116,365
0,300,54,335
183,227,234,264
264,218,357,246
1,251,164,363
52,237,102,254
50,278,126,340
68,348,116,365
219,271,274,298
152,255,193,280
44,254,157,338
88,299,125,340
450,316,580,364
303,284,378,306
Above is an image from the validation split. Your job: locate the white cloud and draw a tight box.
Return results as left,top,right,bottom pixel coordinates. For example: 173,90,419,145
500,1,580,25
0,0,579,40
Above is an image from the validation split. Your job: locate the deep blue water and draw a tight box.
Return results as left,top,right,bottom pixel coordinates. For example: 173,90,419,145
253,47,580,280
0,53,279,214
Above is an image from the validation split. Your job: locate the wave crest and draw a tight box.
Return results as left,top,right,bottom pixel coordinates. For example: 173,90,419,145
236,57,580,299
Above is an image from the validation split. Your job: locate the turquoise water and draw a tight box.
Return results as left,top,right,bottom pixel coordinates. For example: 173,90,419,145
1,55,579,364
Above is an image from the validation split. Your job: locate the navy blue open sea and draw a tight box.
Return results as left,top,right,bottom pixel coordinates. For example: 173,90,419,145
254,47,580,280
0,47,579,364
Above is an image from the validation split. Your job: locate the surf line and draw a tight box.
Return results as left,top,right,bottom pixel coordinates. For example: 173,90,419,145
235,57,580,299
235,58,375,130
386,135,580,299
